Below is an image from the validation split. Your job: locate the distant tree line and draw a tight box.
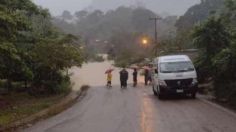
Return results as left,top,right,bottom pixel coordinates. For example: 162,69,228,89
53,7,177,66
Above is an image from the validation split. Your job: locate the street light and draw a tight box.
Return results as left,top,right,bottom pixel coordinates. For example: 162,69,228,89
142,38,148,46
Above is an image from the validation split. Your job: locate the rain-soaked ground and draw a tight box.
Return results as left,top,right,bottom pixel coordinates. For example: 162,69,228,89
22,61,236,132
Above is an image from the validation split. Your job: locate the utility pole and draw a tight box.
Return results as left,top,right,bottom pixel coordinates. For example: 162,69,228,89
149,17,161,55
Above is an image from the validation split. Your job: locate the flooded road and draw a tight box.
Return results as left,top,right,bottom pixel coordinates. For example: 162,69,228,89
69,61,144,90
23,61,236,132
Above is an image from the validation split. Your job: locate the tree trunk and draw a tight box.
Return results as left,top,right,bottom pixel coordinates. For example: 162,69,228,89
66,69,69,76
25,80,27,89
7,79,12,92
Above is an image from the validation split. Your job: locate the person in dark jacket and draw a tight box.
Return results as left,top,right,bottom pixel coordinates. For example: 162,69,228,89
133,68,138,87
144,69,149,86
120,68,129,88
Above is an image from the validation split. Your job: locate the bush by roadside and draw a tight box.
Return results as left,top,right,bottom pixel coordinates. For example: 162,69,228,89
0,85,90,131
0,93,67,128
0,76,74,130
192,1,236,110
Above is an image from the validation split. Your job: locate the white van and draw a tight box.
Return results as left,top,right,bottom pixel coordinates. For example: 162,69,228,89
152,55,198,99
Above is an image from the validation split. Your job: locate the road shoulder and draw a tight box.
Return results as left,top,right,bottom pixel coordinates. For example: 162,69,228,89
198,94,236,119
1,85,89,132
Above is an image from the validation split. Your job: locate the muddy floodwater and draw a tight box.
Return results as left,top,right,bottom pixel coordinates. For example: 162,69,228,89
70,61,144,90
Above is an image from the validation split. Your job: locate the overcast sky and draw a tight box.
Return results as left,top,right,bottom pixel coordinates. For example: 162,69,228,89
33,0,92,15
33,0,200,16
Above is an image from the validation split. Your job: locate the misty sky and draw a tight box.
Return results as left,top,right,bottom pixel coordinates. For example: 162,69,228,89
33,0,200,16
33,0,92,16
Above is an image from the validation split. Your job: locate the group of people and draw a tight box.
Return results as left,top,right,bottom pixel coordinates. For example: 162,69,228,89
106,67,151,88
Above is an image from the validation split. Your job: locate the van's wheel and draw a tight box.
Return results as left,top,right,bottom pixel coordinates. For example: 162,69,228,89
158,94,164,100
191,93,196,99
153,86,158,96
157,91,165,100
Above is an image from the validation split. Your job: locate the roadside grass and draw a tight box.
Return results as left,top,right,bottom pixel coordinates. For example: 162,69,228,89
0,92,67,127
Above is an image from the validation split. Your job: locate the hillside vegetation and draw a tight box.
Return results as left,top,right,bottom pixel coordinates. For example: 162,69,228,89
0,0,84,95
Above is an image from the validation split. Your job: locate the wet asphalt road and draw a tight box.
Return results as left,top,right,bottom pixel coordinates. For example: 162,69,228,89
23,85,236,132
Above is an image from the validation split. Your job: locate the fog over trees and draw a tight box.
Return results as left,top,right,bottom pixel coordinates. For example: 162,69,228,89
33,0,200,16
51,0,225,65
52,6,178,63
90,0,200,16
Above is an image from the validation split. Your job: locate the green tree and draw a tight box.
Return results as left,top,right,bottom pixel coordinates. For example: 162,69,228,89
29,34,83,94
0,0,84,95
175,0,224,48
193,17,230,81
75,10,88,20
192,0,236,106
0,42,32,90
211,0,236,104
62,10,73,20
0,0,40,90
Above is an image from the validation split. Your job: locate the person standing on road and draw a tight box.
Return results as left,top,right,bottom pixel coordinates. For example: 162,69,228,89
120,68,129,88
133,68,138,87
148,69,152,84
144,69,149,85
107,72,112,87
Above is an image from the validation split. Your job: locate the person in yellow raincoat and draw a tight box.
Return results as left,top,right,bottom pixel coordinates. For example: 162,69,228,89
107,72,112,87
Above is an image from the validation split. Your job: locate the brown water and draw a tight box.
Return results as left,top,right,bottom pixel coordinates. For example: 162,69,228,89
70,61,144,90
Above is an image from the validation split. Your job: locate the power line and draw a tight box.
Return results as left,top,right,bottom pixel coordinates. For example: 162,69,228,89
149,17,161,55
149,17,161,44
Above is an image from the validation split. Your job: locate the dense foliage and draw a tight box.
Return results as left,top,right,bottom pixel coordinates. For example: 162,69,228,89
0,0,83,95
175,0,224,49
193,0,236,107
